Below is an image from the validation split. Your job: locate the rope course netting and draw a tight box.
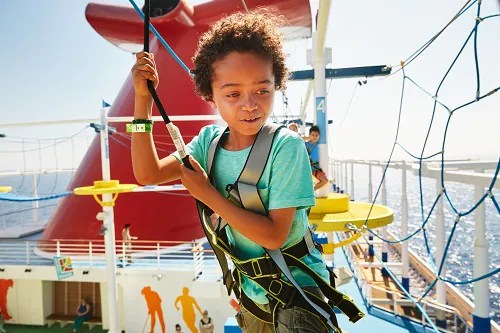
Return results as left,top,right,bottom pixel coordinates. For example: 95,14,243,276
0,126,93,201
342,0,498,311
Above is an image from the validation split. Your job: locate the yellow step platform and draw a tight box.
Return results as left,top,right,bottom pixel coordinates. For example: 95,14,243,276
309,194,393,232
74,180,138,207
0,186,12,193
311,193,350,214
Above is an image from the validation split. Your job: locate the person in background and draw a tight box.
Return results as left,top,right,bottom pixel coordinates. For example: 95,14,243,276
121,223,138,264
199,310,214,333
288,122,309,140
0,309,7,333
305,125,329,193
287,122,299,133
72,298,91,332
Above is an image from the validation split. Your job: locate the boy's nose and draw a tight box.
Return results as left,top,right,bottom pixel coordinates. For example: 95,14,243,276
242,104,258,112
241,95,258,111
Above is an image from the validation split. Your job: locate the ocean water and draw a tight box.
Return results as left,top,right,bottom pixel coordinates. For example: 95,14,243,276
1,169,499,323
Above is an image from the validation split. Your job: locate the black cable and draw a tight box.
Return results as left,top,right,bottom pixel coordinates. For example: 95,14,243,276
143,0,193,170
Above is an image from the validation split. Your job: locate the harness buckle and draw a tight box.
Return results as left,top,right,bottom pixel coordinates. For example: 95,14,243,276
251,259,263,277
268,280,283,296
304,231,316,253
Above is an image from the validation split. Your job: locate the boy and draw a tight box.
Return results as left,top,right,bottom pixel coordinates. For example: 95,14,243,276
305,125,329,192
131,10,358,333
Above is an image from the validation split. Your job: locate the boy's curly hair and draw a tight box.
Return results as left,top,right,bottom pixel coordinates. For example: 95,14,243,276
191,9,289,101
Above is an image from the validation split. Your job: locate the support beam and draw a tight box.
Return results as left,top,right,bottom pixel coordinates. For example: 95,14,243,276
473,173,491,333
368,163,374,256
309,30,330,198
350,162,355,200
99,109,120,333
289,65,392,81
381,175,389,276
401,162,410,292
435,180,447,329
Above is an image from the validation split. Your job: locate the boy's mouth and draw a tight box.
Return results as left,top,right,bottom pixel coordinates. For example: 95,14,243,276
242,117,261,123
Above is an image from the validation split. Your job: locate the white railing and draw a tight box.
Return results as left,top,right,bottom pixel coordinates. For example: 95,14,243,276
0,239,220,280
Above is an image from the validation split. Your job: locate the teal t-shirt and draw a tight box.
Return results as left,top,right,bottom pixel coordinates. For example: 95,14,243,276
176,124,329,304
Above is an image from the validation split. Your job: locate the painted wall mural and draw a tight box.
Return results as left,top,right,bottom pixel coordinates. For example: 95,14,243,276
0,279,13,321
142,286,166,333
174,287,203,333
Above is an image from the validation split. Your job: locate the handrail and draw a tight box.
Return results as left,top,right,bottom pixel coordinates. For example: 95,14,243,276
0,239,220,281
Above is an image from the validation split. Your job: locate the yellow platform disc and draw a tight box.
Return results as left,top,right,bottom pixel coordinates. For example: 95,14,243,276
309,202,393,232
74,180,138,207
74,180,138,195
309,193,350,214
0,186,12,193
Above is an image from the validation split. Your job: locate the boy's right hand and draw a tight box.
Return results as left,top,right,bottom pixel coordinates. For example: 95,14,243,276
132,52,159,97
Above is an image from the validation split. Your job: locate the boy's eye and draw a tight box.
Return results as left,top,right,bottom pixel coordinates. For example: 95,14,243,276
256,90,270,95
225,92,240,98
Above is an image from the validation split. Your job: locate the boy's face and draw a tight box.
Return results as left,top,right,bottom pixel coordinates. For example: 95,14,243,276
309,131,320,143
209,52,275,141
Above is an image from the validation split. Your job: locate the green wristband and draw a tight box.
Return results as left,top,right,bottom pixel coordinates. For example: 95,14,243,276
126,123,153,133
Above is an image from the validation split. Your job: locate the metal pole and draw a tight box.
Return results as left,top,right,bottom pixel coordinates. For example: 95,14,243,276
339,162,344,192
310,1,332,198
472,176,490,333
344,162,348,195
99,108,120,333
435,179,446,328
332,161,337,191
368,162,374,256
350,161,355,200
381,172,389,276
335,162,340,192
312,30,326,159
401,162,409,292
32,174,39,223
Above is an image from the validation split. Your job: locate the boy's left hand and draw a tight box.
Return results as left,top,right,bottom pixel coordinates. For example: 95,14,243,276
180,156,213,202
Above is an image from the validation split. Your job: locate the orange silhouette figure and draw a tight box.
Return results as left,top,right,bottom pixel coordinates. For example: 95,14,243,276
141,286,166,333
174,287,202,333
0,279,13,320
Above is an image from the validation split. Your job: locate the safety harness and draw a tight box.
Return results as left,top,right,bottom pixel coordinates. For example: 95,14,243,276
306,141,322,173
195,123,364,332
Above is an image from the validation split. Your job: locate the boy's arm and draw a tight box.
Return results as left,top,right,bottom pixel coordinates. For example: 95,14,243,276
131,52,182,185
180,156,294,250
131,95,182,185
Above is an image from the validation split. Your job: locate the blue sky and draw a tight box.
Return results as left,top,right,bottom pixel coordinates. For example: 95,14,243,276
0,0,498,171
